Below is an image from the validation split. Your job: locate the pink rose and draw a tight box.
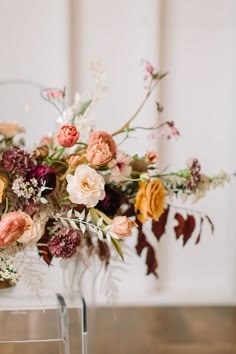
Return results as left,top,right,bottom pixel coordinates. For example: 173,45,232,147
87,131,117,166
0,211,33,248
57,125,80,147
145,151,158,164
112,216,137,237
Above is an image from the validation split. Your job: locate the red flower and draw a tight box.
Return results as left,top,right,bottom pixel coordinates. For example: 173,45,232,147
57,125,80,147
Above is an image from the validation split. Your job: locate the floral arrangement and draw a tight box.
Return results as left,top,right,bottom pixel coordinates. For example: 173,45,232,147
0,60,231,288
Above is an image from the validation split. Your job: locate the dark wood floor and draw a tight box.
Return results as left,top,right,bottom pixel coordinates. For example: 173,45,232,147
90,307,236,354
0,306,236,353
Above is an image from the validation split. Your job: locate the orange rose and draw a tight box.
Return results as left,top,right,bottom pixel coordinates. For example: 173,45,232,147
135,179,165,223
57,125,80,147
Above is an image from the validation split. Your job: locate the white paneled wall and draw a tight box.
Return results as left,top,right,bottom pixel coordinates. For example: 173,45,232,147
0,0,235,304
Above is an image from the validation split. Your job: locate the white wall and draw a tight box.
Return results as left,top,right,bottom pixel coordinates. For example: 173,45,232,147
72,0,236,305
0,0,235,304
156,0,235,303
0,0,70,146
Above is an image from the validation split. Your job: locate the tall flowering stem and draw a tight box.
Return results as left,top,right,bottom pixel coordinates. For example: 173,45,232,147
112,71,167,137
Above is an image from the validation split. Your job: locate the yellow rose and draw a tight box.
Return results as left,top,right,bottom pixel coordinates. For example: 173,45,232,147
0,176,8,203
135,179,165,223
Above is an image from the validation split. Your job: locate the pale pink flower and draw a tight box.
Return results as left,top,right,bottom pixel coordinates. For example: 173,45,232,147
112,216,137,237
0,121,25,138
0,211,33,248
145,151,158,164
109,150,132,182
66,165,105,207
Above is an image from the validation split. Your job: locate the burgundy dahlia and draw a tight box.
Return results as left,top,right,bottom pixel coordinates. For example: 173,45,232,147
48,228,81,259
97,185,122,216
1,146,34,175
27,165,56,195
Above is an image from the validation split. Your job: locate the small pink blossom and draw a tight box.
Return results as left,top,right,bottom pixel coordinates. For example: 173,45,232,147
0,211,33,248
141,59,154,75
109,150,132,182
112,216,137,237
47,89,64,100
145,151,158,164
148,132,156,140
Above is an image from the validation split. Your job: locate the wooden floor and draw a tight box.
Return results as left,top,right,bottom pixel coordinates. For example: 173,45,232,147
0,306,236,353
90,307,236,354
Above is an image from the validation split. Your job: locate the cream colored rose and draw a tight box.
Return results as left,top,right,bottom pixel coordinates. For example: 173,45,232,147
0,121,25,138
66,165,105,207
18,213,47,244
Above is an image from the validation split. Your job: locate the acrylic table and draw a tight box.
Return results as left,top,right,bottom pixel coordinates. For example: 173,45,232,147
0,288,87,354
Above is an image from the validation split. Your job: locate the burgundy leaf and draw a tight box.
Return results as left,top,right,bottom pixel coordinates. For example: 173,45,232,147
146,247,158,277
135,219,158,276
98,240,110,266
152,207,169,241
195,217,204,245
37,232,53,266
174,213,185,239
183,214,196,246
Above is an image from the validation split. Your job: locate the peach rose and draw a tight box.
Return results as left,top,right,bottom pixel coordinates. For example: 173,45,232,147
87,131,116,166
66,165,105,207
135,179,165,223
0,121,25,138
145,151,158,164
112,216,137,237
0,211,33,248
0,176,8,203
57,125,80,147
87,142,113,166
18,214,46,244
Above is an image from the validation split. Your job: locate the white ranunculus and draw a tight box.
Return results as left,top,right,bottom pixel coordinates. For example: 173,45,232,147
66,165,105,208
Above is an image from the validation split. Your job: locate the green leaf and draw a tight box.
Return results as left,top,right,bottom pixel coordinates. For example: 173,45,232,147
159,72,168,80
77,99,92,116
111,238,124,261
